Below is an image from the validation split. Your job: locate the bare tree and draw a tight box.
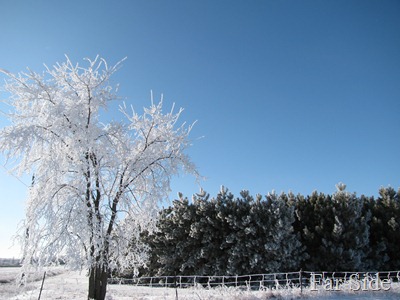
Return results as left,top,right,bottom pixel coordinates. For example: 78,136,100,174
0,56,198,300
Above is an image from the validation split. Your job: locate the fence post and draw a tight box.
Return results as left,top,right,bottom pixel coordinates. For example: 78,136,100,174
174,272,178,300
299,269,303,294
38,271,46,300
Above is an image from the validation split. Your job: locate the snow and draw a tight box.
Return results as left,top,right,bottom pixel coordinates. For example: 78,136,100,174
1,268,400,300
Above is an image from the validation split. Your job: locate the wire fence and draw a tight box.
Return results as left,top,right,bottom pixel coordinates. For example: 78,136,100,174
108,270,400,291
109,271,302,289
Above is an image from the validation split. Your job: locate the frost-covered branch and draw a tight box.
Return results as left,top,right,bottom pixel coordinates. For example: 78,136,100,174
0,56,198,300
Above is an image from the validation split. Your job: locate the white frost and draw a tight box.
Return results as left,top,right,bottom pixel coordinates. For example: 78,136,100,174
0,56,199,277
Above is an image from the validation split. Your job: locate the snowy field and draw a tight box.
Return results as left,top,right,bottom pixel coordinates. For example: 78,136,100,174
1,267,400,299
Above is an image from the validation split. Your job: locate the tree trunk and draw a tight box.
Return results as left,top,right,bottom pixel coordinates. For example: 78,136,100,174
88,265,108,300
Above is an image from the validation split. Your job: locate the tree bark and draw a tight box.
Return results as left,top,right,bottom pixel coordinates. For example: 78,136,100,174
88,265,108,300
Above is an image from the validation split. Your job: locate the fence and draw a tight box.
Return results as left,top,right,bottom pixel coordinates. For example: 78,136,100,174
109,271,302,289
108,270,400,291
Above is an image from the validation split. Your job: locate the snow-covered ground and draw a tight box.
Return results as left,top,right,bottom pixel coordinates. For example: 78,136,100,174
1,267,400,299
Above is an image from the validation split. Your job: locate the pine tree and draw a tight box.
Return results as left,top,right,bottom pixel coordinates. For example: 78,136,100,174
187,188,223,275
294,190,332,270
223,190,257,275
328,183,370,270
144,195,199,276
275,191,307,271
260,191,304,272
222,190,304,274
370,187,400,270
295,184,370,271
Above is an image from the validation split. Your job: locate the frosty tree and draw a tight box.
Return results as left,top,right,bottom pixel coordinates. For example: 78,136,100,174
0,56,198,300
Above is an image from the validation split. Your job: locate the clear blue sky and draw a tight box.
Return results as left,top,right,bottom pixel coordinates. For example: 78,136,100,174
1,0,399,257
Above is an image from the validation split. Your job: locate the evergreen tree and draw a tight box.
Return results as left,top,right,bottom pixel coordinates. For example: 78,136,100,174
144,195,199,276
188,188,229,275
369,187,400,270
143,184,400,276
223,190,258,275
294,190,332,270
295,183,370,271
362,194,388,270
221,189,304,274
274,191,307,271
327,183,370,270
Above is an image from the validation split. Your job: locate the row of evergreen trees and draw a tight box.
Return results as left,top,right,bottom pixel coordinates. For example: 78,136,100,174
140,184,400,276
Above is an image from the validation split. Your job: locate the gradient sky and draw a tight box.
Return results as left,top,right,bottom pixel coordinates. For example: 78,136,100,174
1,0,399,257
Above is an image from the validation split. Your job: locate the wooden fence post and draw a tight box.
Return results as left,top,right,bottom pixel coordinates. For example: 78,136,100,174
38,271,46,300
300,269,303,294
